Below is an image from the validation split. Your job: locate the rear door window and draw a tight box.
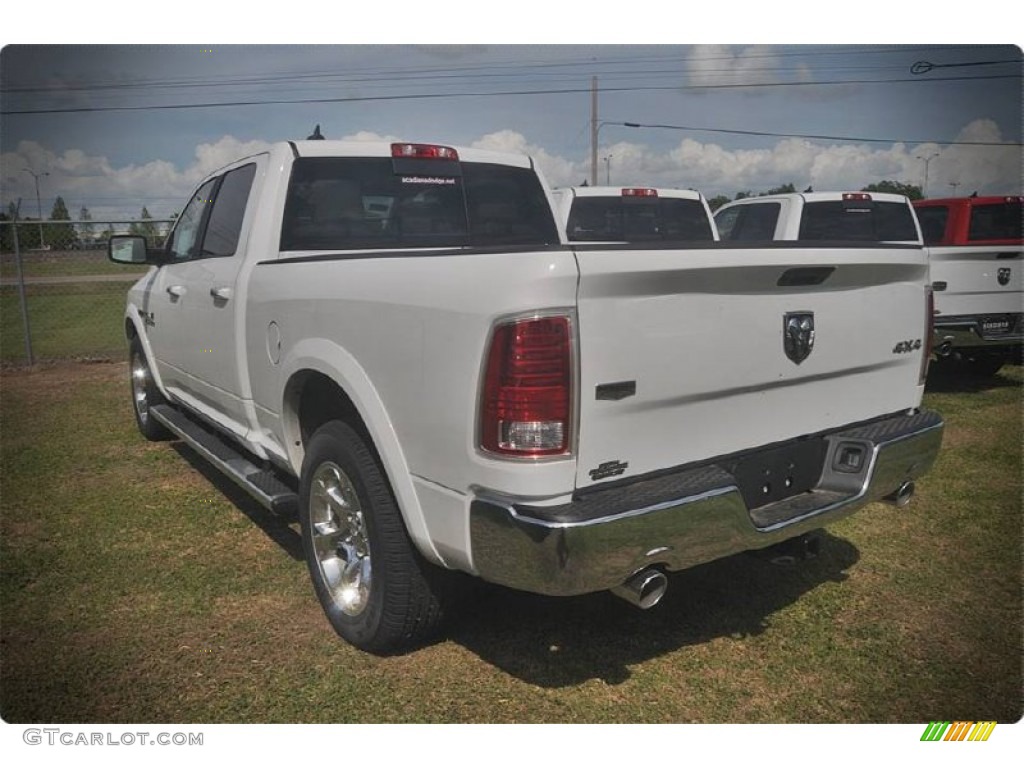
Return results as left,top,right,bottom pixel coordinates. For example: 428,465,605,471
566,197,714,242
915,206,949,244
714,202,781,241
799,201,918,241
968,202,1023,242
280,157,558,251
200,163,257,257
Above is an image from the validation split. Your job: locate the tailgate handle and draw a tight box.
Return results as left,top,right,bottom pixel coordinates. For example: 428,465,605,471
596,381,636,401
777,267,835,287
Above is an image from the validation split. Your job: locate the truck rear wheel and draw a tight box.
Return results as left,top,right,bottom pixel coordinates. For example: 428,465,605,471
299,420,446,653
129,337,172,441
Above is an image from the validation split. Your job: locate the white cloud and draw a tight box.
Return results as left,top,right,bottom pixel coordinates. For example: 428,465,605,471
686,45,800,89
2,122,1018,223
534,120,1020,199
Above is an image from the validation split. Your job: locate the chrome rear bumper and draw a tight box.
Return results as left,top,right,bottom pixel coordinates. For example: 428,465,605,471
470,410,943,597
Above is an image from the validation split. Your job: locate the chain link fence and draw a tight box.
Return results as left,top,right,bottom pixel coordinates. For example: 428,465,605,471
1,220,172,365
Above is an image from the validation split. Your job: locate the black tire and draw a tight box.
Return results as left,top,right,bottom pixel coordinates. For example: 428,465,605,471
129,337,172,441
299,420,447,653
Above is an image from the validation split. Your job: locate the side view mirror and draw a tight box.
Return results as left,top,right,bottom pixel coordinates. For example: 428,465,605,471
108,235,162,265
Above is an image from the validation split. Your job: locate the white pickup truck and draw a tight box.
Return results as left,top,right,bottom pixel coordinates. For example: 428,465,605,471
913,196,1022,376
551,185,717,243
110,143,943,652
713,190,922,244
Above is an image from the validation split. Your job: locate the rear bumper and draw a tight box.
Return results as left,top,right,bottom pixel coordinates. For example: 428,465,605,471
469,410,944,597
934,313,1023,352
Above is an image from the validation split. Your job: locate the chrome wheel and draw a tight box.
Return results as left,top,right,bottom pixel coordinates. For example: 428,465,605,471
309,461,372,616
131,351,151,424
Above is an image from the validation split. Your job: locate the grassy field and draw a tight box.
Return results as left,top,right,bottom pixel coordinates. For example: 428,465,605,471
1,282,130,362
0,361,1020,724
1,249,149,279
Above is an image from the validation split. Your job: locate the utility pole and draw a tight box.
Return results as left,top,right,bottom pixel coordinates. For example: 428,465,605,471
916,153,938,199
590,76,598,187
24,167,49,248
949,181,961,195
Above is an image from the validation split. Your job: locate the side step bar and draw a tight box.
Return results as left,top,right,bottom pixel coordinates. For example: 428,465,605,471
150,404,298,514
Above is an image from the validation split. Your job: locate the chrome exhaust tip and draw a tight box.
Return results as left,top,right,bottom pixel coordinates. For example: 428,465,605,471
611,568,668,610
885,481,915,508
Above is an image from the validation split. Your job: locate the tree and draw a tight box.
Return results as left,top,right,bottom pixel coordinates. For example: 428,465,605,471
131,206,162,246
707,195,731,211
78,206,95,242
764,183,796,196
48,195,76,248
861,180,923,201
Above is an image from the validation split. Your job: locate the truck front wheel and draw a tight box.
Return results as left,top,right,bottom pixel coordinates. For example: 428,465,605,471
298,420,446,653
129,337,172,441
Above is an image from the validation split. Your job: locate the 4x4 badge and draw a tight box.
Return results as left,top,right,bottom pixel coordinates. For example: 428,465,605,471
998,267,1011,286
783,312,815,364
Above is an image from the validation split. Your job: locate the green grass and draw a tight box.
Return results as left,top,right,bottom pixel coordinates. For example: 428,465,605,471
1,249,148,279
0,362,1021,723
1,283,129,362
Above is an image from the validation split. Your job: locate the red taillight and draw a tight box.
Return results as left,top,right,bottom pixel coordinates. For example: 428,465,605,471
480,316,573,457
842,193,872,202
622,188,658,198
920,286,934,385
391,142,459,161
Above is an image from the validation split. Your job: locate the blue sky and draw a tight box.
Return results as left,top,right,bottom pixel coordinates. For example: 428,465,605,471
1,37,1021,220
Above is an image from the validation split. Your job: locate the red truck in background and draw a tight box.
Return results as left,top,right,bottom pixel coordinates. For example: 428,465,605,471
913,196,1023,376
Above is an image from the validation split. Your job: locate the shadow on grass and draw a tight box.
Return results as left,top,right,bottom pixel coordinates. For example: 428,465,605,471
162,429,863,686
171,443,304,562
925,359,1021,394
447,531,859,687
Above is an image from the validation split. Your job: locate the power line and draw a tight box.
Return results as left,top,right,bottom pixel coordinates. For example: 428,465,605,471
607,120,1019,148
2,44,988,94
4,73,1019,116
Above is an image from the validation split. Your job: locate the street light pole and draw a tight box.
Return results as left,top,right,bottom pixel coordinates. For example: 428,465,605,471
603,154,613,185
949,181,961,195
916,153,938,198
24,168,50,247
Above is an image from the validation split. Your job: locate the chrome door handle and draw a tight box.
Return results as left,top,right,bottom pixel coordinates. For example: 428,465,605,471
166,285,186,298
210,286,233,301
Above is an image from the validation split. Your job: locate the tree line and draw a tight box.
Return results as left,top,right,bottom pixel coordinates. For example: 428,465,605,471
0,198,172,251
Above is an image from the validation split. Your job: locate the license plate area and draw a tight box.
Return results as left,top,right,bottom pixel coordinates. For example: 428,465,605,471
980,316,1012,336
726,438,827,511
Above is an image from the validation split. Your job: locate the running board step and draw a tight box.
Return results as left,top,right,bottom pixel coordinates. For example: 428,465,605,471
149,404,298,514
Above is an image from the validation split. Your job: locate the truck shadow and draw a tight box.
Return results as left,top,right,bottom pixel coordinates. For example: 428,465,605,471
171,443,304,562
925,360,1022,394
447,531,858,688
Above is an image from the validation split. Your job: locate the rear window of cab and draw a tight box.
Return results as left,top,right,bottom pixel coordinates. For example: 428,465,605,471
798,200,919,242
280,157,559,251
566,196,714,242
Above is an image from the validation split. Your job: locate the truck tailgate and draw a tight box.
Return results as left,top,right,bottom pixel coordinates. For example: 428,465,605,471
572,244,930,489
929,245,1022,317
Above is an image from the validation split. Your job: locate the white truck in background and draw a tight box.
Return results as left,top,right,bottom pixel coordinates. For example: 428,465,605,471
913,196,1023,376
109,143,944,652
551,185,717,243
713,191,922,244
